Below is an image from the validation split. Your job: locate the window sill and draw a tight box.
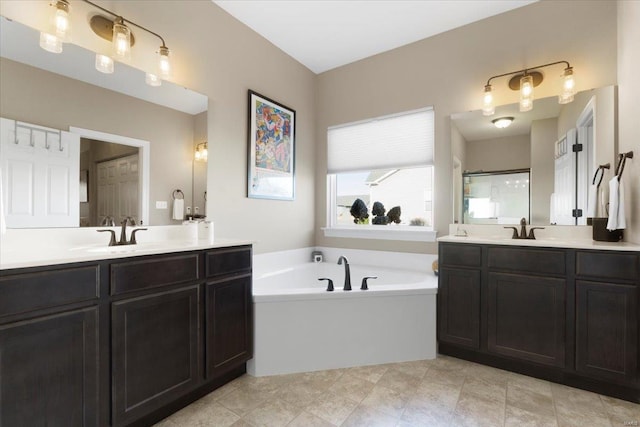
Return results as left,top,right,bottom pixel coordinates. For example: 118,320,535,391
322,226,437,242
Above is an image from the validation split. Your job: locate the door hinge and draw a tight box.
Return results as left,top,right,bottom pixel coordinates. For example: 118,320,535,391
572,209,583,218
573,144,583,152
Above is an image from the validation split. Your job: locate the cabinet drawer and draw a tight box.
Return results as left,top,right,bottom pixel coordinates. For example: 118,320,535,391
488,247,565,276
576,251,639,282
0,265,99,318
111,254,200,295
439,243,482,268
206,247,252,278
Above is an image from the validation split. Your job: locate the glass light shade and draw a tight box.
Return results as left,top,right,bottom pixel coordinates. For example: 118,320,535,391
482,85,495,116
158,46,171,79
53,1,70,41
195,143,208,162
39,32,62,53
95,54,114,74
145,73,162,87
559,67,576,104
519,74,534,112
112,20,131,60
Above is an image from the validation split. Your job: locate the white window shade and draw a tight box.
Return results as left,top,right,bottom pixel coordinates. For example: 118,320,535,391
327,107,434,174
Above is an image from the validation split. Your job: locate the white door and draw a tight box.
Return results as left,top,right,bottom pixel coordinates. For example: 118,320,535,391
96,154,139,224
0,117,80,228
551,129,576,225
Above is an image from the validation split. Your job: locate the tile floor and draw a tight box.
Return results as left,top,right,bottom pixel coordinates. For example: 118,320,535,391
154,355,639,427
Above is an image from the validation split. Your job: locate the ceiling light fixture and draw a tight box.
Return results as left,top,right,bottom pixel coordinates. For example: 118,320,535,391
482,61,576,116
492,117,514,129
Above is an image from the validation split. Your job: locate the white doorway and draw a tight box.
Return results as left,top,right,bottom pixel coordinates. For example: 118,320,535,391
576,97,596,224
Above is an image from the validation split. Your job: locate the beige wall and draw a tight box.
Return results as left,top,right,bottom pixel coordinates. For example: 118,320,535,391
530,118,558,225
0,58,197,226
315,0,617,254
465,134,530,172
617,0,640,244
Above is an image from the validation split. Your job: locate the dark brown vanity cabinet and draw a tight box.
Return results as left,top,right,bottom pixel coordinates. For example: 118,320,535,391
0,264,101,427
0,244,253,426
438,242,640,403
205,247,253,379
575,251,638,383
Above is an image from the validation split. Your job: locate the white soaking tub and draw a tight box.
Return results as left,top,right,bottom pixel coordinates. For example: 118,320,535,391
247,248,438,376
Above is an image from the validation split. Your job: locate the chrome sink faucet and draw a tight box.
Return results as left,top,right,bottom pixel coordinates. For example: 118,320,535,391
504,218,544,240
337,256,352,291
98,217,147,246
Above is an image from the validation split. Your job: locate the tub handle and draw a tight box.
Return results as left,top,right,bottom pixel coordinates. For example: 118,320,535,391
361,276,377,290
319,278,334,292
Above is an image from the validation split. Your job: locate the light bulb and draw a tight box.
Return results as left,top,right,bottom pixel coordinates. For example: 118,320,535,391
520,74,534,112
195,150,202,161
482,84,495,116
53,0,70,41
559,66,576,104
112,19,131,60
202,146,208,161
39,32,62,53
158,46,171,79
145,73,162,87
95,54,114,74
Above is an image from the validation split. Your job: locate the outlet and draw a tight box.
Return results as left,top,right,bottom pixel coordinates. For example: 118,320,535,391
155,201,168,209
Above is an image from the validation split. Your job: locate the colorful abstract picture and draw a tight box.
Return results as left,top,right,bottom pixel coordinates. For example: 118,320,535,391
247,90,296,200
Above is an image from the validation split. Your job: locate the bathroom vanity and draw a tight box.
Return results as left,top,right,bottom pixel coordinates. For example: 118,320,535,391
0,241,253,427
437,236,639,402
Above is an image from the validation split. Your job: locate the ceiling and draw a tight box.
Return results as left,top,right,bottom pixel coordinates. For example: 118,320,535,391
213,0,537,74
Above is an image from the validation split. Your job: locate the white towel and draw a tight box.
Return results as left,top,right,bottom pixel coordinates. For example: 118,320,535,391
606,176,626,231
172,198,184,221
587,184,598,218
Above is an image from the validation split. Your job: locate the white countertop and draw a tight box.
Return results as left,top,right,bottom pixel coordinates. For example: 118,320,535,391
438,235,640,252
0,225,253,270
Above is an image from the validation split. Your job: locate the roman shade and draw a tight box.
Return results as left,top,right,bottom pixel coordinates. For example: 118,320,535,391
327,107,434,174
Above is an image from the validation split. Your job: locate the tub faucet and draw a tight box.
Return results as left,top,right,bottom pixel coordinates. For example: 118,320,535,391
337,256,352,291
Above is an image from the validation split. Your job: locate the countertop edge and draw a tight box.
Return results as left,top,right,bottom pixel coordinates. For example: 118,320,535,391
437,235,640,252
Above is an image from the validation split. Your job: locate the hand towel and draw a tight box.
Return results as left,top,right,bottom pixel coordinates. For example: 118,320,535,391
172,198,184,221
587,184,598,218
606,176,626,231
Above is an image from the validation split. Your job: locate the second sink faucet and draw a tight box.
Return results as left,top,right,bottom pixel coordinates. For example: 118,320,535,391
337,256,352,291
98,217,147,246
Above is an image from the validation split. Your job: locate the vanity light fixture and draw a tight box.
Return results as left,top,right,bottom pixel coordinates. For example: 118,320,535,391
195,142,208,162
482,61,576,115
492,117,514,129
36,0,173,86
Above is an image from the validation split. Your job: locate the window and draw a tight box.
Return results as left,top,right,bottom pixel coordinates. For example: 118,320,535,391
325,108,436,241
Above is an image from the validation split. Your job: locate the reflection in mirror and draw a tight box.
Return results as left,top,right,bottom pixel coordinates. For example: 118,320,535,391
451,86,616,226
0,16,208,227
463,169,530,224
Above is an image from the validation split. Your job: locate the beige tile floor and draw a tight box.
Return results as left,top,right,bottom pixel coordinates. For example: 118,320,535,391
154,355,640,427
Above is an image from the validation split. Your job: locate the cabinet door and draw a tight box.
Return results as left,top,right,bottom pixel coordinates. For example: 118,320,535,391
576,280,637,382
0,307,99,427
487,272,565,367
206,275,253,378
438,268,481,349
112,285,200,426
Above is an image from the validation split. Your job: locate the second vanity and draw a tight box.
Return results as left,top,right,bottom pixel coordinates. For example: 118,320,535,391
438,226,639,403
0,227,253,427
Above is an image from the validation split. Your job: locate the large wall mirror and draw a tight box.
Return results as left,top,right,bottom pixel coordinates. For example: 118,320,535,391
0,16,208,228
451,85,616,226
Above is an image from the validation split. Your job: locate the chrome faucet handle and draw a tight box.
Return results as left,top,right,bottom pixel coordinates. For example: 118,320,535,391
528,227,545,240
504,226,519,239
361,276,377,290
129,228,148,244
97,229,117,246
318,278,334,292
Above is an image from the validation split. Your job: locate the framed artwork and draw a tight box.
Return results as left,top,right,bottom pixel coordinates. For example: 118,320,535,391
247,90,296,200
79,169,88,202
